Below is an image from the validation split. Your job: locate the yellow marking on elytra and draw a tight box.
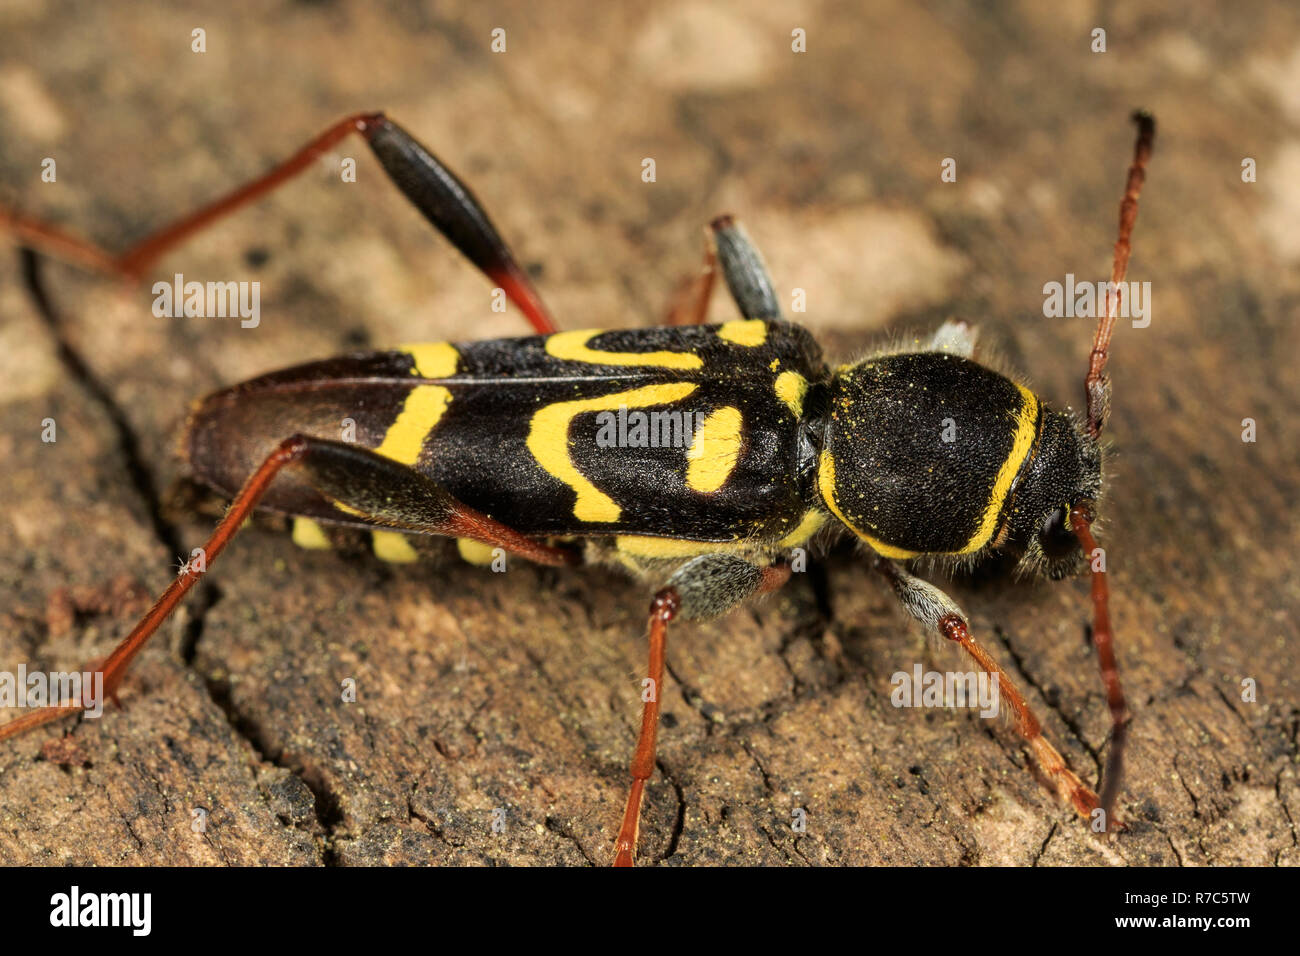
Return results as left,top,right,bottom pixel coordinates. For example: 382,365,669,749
686,406,744,493
400,342,461,378
545,329,702,369
292,518,332,550
617,511,825,560
370,343,462,466
375,386,450,465
717,319,767,346
777,509,828,548
457,538,497,566
774,371,808,416
615,536,746,559
372,530,419,563
528,382,698,522
817,450,920,559
957,385,1041,554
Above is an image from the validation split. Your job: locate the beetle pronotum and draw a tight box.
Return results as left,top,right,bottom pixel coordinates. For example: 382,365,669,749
1,109,1153,864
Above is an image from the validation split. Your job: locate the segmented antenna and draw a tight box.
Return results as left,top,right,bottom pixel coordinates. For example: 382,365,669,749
1068,112,1156,832
1084,111,1155,438
1071,504,1129,829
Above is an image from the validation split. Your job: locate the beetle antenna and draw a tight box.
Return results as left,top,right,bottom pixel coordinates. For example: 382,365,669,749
1084,111,1155,438
1070,503,1129,830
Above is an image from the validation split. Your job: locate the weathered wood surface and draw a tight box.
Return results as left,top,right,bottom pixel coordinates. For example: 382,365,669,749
0,0,1296,866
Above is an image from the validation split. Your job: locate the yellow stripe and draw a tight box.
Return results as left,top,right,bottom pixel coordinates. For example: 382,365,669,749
717,319,767,346
617,510,826,559
527,382,698,522
685,406,743,493
956,385,1040,554
615,536,744,559
296,345,457,562
545,329,702,369
777,509,828,548
372,530,419,563
292,518,332,550
457,538,497,566
400,342,460,378
817,450,920,560
374,385,450,465
774,371,808,416
372,344,461,467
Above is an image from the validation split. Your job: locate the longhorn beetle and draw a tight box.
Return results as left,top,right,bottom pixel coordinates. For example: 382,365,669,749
1,110,1154,864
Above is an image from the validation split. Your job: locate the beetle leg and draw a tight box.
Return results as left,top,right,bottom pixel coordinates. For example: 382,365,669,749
666,210,784,326
871,556,1120,831
665,214,783,326
362,116,556,334
709,214,782,320
663,228,718,325
614,555,790,866
0,435,576,745
1,112,559,334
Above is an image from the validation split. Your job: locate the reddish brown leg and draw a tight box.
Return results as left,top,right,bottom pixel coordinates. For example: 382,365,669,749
937,615,1106,823
1084,111,1155,438
873,557,1114,827
1,112,559,334
2,113,370,281
664,228,718,326
1070,504,1129,823
0,435,575,744
614,559,788,866
663,213,783,327
614,588,679,866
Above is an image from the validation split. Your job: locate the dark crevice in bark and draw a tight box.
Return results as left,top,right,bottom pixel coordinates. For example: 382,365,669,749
19,248,335,863
19,249,183,559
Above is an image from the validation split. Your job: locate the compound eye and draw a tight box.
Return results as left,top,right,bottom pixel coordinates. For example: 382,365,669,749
1039,505,1077,560
1040,505,1067,538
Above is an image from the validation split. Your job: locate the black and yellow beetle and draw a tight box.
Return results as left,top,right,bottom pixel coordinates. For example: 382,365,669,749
0,110,1153,865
